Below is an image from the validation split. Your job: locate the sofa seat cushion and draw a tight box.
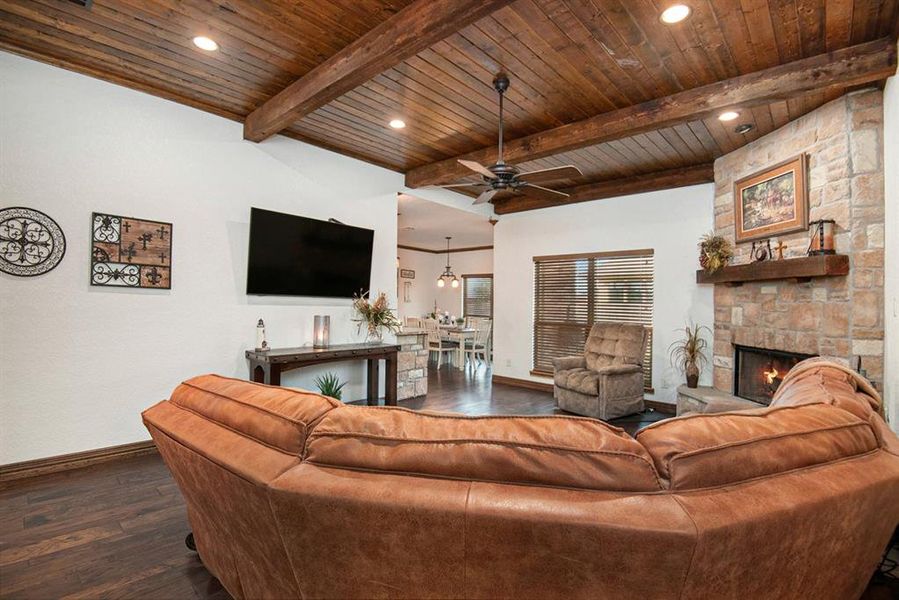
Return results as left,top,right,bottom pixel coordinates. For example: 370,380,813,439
305,406,663,491
169,374,339,455
554,367,599,395
636,403,878,490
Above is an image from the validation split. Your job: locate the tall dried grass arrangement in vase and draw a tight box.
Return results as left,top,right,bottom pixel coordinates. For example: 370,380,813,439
669,323,711,388
352,291,401,343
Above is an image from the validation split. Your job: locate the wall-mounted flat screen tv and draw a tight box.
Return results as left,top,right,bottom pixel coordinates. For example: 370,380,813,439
246,208,374,297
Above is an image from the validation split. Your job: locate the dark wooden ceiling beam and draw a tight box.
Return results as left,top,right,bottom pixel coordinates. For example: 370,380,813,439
492,164,715,214
405,37,897,188
243,0,514,142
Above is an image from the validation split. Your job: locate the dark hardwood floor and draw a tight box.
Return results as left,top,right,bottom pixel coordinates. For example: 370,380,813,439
1,365,894,599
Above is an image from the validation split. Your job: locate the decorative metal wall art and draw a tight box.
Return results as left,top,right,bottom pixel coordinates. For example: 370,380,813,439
91,212,172,288
0,206,67,277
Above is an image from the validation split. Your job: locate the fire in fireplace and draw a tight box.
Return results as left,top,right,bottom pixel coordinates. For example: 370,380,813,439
733,345,816,405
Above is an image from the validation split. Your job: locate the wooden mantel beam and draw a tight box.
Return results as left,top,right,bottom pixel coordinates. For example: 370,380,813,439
406,38,897,188
492,164,715,214
243,0,514,142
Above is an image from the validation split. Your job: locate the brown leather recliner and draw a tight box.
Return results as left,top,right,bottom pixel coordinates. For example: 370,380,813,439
142,360,899,600
553,321,649,419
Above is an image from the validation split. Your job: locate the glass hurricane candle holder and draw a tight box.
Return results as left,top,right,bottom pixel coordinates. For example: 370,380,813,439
313,315,330,348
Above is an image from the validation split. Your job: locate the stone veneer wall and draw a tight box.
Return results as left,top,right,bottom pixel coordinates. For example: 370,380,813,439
396,332,429,400
712,89,885,391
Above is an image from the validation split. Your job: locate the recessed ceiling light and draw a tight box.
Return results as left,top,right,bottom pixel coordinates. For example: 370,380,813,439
718,110,740,122
389,119,406,129
660,4,691,24
192,36,219,51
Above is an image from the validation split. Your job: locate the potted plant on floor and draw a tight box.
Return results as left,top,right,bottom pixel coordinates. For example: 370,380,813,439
669,323,711,388
352,290,401,343
314,372,347,401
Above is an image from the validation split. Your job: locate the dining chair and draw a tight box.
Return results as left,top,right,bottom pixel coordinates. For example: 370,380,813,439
423,318,457,369
464,320,493,368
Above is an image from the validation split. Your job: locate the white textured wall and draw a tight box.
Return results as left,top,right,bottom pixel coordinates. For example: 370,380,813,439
884,51,899,433
0,52,411,463
492,185,715,405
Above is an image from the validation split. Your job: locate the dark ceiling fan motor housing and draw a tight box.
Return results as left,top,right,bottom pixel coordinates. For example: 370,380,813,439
432,74,583,205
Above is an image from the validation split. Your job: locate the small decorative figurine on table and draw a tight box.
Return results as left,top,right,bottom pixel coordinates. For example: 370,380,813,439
255,319,269,352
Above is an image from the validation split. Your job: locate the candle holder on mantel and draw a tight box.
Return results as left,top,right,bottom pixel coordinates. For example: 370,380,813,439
807,219,836,255
313,315,330,349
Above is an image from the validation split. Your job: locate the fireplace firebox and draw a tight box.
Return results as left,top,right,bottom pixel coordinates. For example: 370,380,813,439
733,345,816,405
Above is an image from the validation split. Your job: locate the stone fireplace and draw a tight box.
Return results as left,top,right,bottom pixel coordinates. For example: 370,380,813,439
733,345,815,405
711,89,885,395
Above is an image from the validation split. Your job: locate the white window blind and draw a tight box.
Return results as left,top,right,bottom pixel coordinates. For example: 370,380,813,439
463,275,493,318
533,250,654,391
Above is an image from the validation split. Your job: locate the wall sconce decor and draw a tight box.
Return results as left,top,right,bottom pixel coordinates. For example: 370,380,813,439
313,315,330,348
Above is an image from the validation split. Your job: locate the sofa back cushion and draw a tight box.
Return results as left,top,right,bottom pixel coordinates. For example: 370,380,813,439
636,403,878,490
770,359,880,420
170,374,339,455
305,406,663,491
584,321,647,371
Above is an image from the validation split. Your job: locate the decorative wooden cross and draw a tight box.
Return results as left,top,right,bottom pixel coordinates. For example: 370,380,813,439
156,225,168,240
122,221,132,233
158,251,167,264
774,240,787,260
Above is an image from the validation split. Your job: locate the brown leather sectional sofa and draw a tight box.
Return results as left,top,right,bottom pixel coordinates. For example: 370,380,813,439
142,360,899,599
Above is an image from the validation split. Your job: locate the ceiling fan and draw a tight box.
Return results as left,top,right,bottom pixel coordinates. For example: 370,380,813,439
431,74,583,205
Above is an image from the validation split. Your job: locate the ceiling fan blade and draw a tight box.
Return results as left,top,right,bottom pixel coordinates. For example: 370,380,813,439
473,189,498,205
519,183,570,202
458,159,497,179
516,165,583,184
424,182,489,189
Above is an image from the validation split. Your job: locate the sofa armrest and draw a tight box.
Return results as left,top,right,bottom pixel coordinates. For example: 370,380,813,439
553,355,586,371
595,364,641,376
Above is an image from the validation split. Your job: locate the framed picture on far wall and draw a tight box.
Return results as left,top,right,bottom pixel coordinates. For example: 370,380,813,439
733,154,808,243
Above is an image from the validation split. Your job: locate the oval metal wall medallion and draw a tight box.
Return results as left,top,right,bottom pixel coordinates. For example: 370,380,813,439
0,207,67,277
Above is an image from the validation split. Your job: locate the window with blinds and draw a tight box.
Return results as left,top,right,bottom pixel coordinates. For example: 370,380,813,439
463,274,493,318
533,250,654,391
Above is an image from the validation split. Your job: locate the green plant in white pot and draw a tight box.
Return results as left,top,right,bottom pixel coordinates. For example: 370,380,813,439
669,323,711,388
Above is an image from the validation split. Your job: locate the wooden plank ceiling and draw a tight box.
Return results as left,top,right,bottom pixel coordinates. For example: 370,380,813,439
1,0,897,212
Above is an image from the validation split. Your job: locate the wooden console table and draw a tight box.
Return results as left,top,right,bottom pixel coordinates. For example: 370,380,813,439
245,343,400,406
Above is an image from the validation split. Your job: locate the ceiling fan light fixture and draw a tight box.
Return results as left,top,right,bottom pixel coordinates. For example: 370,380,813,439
437,278,445,288
192,36,219,51
389,119,406,129
660,4,691,24
718,110,740,122
451,277,460,288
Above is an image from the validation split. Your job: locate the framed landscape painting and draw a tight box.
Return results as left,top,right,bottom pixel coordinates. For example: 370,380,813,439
733,154,808,243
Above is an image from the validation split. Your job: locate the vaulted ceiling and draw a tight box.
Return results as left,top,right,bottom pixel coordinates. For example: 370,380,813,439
1,0,897,213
